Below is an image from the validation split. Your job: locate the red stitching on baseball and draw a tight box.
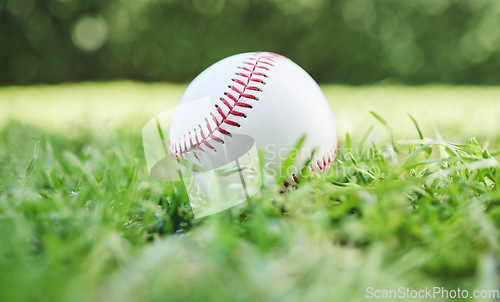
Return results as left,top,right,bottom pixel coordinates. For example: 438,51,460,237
243,62,269,70
209,133,223,143
222,119,240,127
203,140,216,151
229,110,246,117
224,92,239,103
171,52,278,158
245,86,261,91
249,78,265,83
306,145,338,174
189,135,195,150
239,66,267,77
232,78,246,86
217,127,231,136
183,138,188,155
219,97,232,109
193,131,204,151
229,85,243,95
234,102,252,108
249,58,274,66
317,160,324,171
215,104,226,119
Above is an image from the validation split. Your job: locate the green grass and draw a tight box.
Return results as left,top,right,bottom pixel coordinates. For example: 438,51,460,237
0,82,499,302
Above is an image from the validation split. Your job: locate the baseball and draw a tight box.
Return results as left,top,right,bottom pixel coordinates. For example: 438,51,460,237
161,51,338,217
169,51,338,179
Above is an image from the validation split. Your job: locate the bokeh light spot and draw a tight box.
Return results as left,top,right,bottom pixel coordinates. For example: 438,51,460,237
71,16,109,52
271,0,325,17
476,15,500,51
419,0,451,15
388,42,423,75
378,11,397,41
459,33,491,64
6,0,35,18
24,9,53,42
343,0,376,31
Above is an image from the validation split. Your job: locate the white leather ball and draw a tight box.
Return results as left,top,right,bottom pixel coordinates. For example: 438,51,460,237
168,52,338,180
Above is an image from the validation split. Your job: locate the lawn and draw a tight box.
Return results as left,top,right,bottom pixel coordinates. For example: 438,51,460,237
0,82,499,302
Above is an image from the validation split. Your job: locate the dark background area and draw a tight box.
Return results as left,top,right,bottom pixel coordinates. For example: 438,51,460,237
1,0,500,85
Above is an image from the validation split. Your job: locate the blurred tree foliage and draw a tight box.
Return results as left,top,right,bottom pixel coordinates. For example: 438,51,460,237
1,0,500,85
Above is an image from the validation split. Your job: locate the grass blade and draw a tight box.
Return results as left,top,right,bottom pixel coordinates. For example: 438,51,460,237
408,113,424,140
370,111,397,152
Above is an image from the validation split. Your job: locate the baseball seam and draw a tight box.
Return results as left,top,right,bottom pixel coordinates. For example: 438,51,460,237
170,52,280,159
283,146,339,188
169,51,338,178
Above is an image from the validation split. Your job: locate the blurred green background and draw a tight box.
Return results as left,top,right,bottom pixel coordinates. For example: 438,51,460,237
1,2,500,301
2,0,500,85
